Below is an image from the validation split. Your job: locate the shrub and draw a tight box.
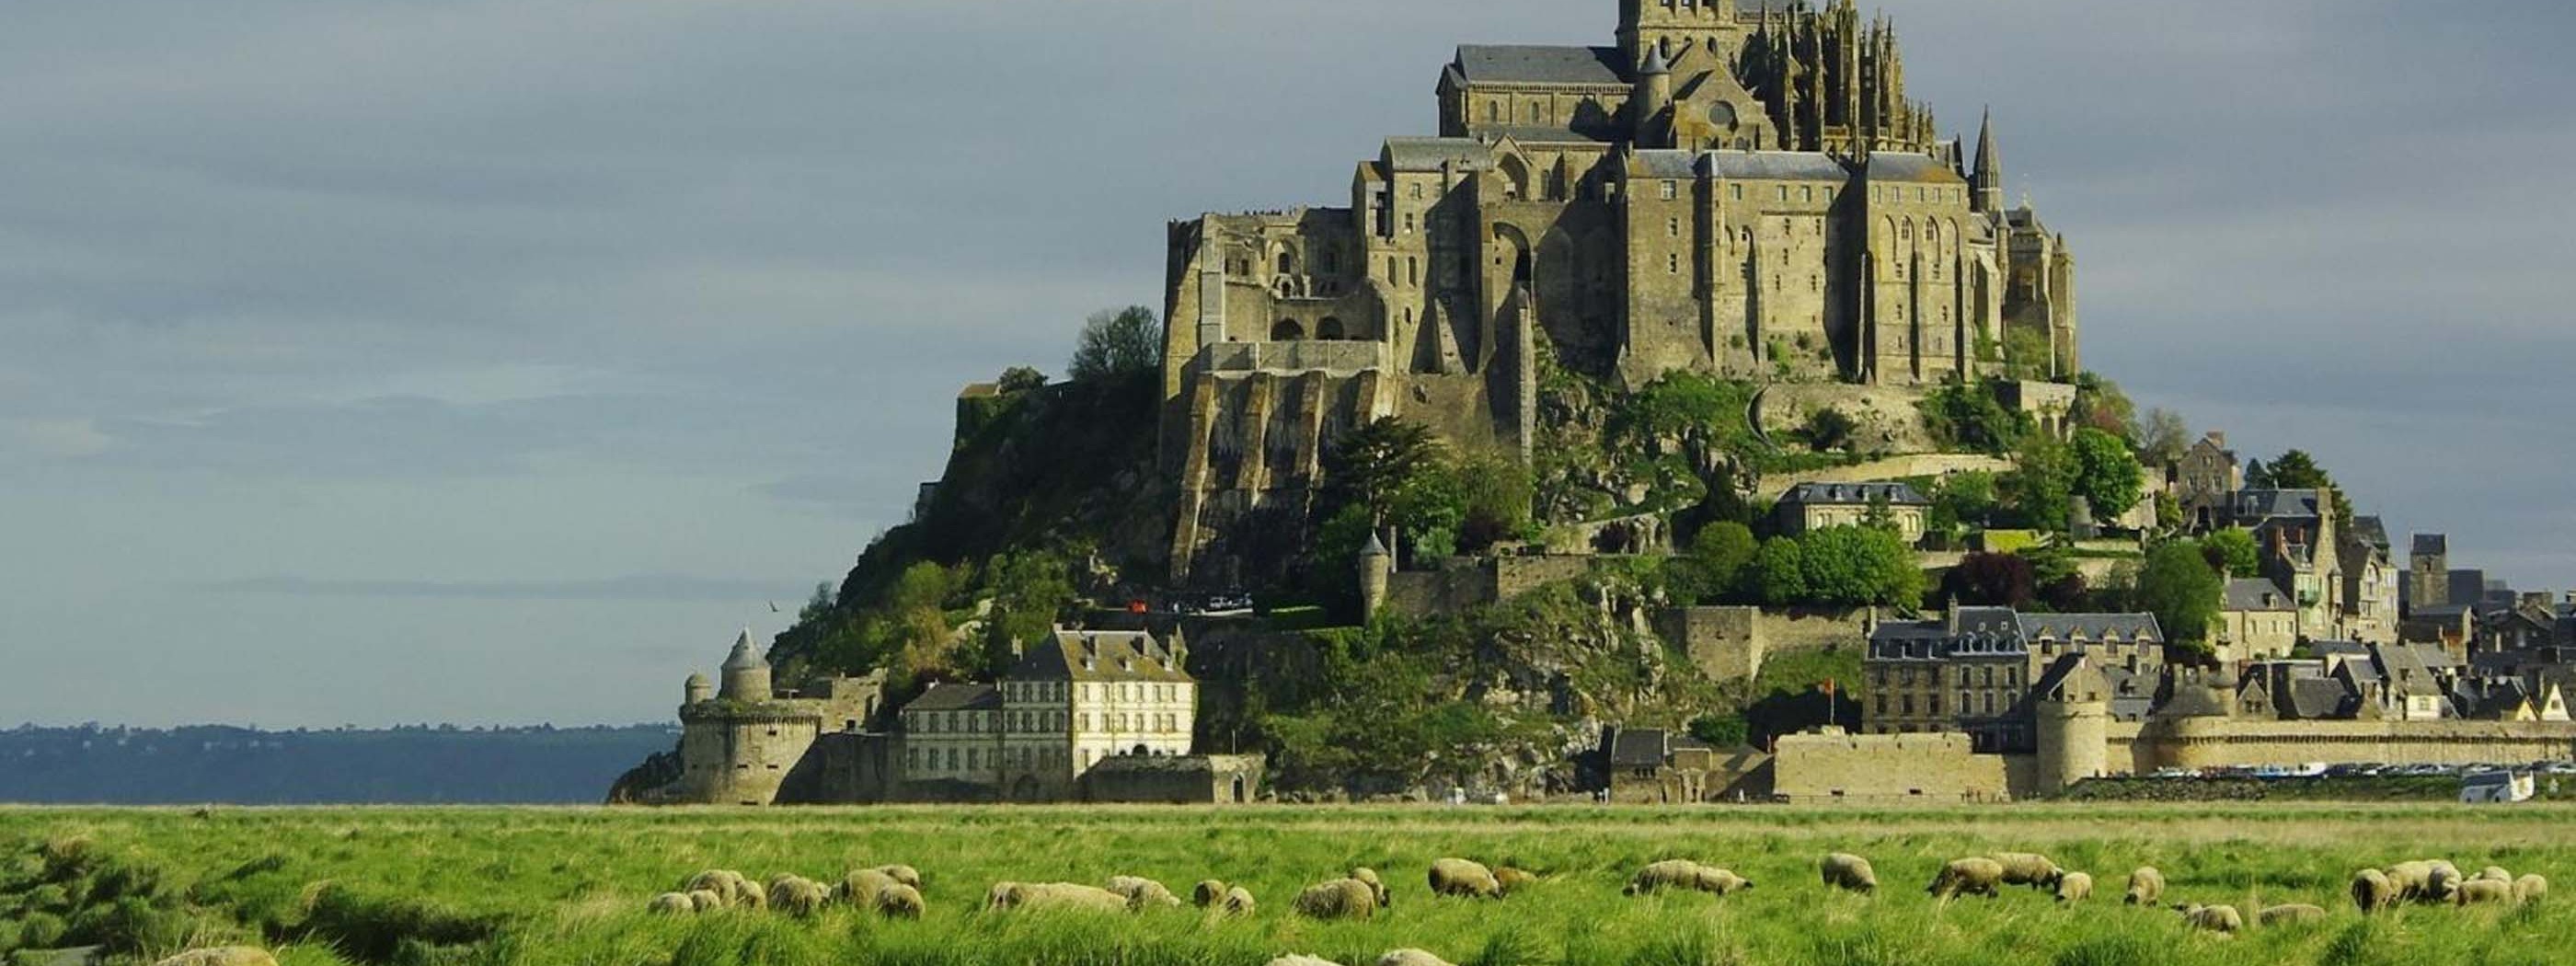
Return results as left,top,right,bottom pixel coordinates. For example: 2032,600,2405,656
15,913,63,949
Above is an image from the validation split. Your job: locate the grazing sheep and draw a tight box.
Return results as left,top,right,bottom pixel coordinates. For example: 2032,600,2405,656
2478,866,2513,883
1222,886,1257,916
2054,871,2094,904
647,892,695,915
152,949,278,966
1494,867,1537,896
1294,879,1381,921
1696,867,1753,896
2455,879,2516,907
2124,868,2165,906
1106,875,1183,910
1351,868,1391,907
686,890,726,913
1376,951,1455,966
2178,903,2244,935
1927,858,2007,903
1428,858,1502,899
768,876,828,918
1992,853,2066,891
2515,874,2549,904
873,864,924,889
2258,903,2327,927
1625,860,1748,897
1265,958,1341,966
1821,854,1878,895
836,868,898,908
2384,862,2434,903
986,881,1130,914
1192,880,1229,908
2351,869,2399,914
2426,863,2467,904
684,869,749,904
873,883,925,920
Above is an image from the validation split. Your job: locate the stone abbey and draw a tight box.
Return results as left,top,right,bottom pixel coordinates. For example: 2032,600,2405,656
1163,0,2080,581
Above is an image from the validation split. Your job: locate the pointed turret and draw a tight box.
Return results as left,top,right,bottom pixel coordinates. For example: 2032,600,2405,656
1635,46,1674,148
718,628,772,702
1357,532,1394,618
1972,108,2004,213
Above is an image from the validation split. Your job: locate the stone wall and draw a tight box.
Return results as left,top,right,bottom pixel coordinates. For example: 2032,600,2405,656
1754,451,2013,498
1655,605,1876,683
2130,720,2576,774
675,707,822,807
1772,730,2026,803
1080,753,1266,804
1384,554,1631,618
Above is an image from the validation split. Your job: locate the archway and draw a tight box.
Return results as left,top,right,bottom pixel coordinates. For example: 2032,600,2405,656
1317,317,1346,340
1271,319,1305,341
1231,776,1248,803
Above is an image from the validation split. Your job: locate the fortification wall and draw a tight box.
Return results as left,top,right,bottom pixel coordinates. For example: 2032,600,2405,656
1081,754,1265,804
675,710,822,806
1756,385,1944,457
1494,555,1598,599
1755,452,2013,497
1773,731,2022,804
2133,720,2576,773
1656,606,1873,683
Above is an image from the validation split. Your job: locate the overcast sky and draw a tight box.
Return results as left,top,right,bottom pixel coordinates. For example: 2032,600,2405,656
4,1,2571,728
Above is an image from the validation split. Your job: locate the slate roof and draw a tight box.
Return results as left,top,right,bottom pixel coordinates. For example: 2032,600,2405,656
1606,728,1713,768
1453,45,1630,86
1705,151,1853,182
1869,608,2161,659
1384,137,1489,172
2374,643,2440,690
2350,516,2391,552
1013,629,1193,684
1484,124,1615,144
1778,481,1931,508
902,683,999,714
1865,153,1964,183
721,630,766,672
2017,613,2165,645
2225,578,2294,612
2284,678,2356,720
1630,150,1703,179
2413,534,2449,557
2234,489,2324,523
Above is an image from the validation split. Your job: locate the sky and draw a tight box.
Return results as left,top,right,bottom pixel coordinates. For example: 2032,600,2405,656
4,1,2572,729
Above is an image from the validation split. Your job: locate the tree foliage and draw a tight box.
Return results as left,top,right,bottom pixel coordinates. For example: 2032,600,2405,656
2199,528,2261,579
1941,552,2038,608
1918,379,2030,455
1067,305,1161,384
2251,449,2356,523
2134,541,2224,644
2070,374,2136,441
2134,408,2191,466
1666,522,1760,605
2001,435,2076,533
2069,428,2146,522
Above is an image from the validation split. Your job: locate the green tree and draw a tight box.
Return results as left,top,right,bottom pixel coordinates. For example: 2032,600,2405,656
1451,453,1535,553
1668,522,1759,605
2258,449,2356,523
1801,408,1857,453
2199,528,2261,579
1796,526,1924,608
1688,714,1751,748
2071,374,2136,441
1755,536,1809,605
2069,428,2146,522
1926,471,1999,536
995,366,1047,394
1918,380,2029,454
972,550,1075,679
1321,418,1443,531
2134,408,2191,465
2003,435,2076,533
1067,305,1161,384
2134,541,2224,644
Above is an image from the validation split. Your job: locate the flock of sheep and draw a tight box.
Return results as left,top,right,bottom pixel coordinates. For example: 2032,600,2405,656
638,851,2550,960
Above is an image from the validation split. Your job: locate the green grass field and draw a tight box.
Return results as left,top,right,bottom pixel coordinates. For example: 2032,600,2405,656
1,804,2568,966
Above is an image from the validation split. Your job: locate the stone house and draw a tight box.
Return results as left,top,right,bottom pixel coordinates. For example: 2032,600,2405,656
2339,516,2399,644
2231,489,2344,639
1601,727,1721,804
2168,431,2242,534
1774,481,1931,545
896,627,1199,801
1863,607,2163,753
2214,577,2299,665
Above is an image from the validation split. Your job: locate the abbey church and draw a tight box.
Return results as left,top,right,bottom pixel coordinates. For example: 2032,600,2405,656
1162,0,2079,582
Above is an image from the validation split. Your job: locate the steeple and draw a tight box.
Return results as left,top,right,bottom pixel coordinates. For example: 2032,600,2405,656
1972,108,2004,213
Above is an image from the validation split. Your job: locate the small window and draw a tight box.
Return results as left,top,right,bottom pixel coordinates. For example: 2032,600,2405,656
1668,217,1681,238
1731,184,1743,201
1668,253,1680,274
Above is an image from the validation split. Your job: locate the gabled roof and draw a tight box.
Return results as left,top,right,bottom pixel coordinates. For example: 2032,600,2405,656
1778,480,1931,508
2225,578,2294,613
1452,45,1629,87
2234,489,2323,523
1011,629,1192,684
902,682,999,714
1384,137,1490,173
2413,534,2449,557
2018,613,2165,645
1605,727,1708,768
2348,516,2391,553
1705,151,1852,182
1864,153,1965,184
2283,678,2356,720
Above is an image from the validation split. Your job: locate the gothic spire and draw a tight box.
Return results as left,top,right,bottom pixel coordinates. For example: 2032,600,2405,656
1972,107,2004,213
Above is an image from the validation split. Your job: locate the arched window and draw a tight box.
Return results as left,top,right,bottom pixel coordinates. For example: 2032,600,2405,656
1317,317,1347,340
1271,319,1305,340
1276,251,1295,276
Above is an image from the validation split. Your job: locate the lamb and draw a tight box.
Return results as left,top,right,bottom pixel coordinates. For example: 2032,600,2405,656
2515,873,2549,903
1351,868,1391,907
1428,858,1503,899
152,949,278,966
1221,885,1257,916
1192,880,1229,908
1991,853,2066,890
835,868,899,909
648,892,695,915
2351,869,2398,914
1106,875,1183,910
2124,868,2165,906
1376,951,1455,966
872,864,924,890
985,881,1131,914
2454,878,2516,907
2479,866,2514,883
1494,867,1538,896
2178,903,2244,935
2054,871,2094,904
686,890,726,913
768,876,828,918
2257,903,2327,927
1293,878,1381,921
1926,858,2007,903
873,883,926,920
1820,853,1878,895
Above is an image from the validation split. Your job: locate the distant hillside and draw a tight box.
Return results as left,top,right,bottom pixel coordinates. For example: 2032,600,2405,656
0,724,677,805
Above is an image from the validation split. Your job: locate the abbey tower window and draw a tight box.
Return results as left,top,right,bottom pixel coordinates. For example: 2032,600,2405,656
1661,180,1677,201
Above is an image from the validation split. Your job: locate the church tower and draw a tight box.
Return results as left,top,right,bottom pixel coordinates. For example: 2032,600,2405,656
1972,109,2004,214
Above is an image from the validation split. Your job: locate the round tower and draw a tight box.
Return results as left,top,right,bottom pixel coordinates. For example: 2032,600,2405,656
719,628,771,702
2035,684,2109,796
1634,46,1674,146
1357,532,1393,618
683,671,712,706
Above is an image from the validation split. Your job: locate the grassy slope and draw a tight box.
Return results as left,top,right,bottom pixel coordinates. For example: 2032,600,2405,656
2,805,2571,966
